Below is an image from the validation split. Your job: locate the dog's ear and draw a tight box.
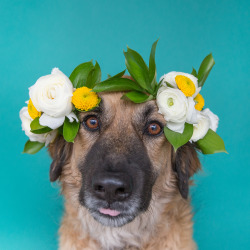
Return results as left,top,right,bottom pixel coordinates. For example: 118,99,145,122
172,143,201,199
48,136,73,182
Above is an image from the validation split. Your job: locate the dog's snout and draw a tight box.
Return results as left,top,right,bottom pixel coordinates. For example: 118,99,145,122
92,172,133,202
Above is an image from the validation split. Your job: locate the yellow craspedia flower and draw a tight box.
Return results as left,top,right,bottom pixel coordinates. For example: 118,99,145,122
175,75,196,97
28,99,41,119
72,86,100,111
194,93,205,111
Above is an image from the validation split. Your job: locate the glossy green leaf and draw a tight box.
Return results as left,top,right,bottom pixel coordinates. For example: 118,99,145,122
107,69,126,80
124,47,150,91
23,140,45,154
93,78,144,93
69,61,94,88
149,39,159,88
196,129,227,154
63,117,80,143
30,117,52,134
165,81,174,88
191,67,197,77
164,123,193,151
197,53,215,87
58,125,63,135
153,79,164,97
123,91,153,103
85,61,102,89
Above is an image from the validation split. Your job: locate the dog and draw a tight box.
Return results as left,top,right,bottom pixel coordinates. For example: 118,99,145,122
48,85,201,249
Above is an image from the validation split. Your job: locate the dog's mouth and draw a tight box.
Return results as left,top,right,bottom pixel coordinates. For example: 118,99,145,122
99,208,121,217
89,207,138,227
82,199,140,228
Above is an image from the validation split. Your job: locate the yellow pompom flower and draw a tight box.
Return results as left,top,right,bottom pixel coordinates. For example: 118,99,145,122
194,93,205,111
72,86,100,111
175,75,196,97
28,99,41,119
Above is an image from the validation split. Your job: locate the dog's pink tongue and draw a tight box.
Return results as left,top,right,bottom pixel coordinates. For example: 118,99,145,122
99,208,120,217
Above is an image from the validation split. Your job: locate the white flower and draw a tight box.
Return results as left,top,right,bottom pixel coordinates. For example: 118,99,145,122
202,108,219,132
156,86,198,133
160,71,201,97
19,107,57,146
190,112,210,142
29,68,77,129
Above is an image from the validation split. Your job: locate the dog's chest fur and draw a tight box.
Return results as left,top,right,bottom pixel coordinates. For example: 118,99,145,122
59,188,196,250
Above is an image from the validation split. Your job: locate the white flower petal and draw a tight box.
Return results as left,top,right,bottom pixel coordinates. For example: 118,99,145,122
160,72,178,88
66,112,79,123
160,72,199,97
29,68,73,117
166,122,185,134
19,107,47,143
186,97,198,124
202,108,219,132
190,113,210,142
157,86,188,124
193,87,201,98
39,113,65,129
45,130,58,146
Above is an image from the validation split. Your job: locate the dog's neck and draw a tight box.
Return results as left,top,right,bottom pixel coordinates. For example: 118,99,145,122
59,185,195,250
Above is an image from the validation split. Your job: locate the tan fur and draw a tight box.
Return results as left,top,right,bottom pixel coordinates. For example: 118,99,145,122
50,92,200,250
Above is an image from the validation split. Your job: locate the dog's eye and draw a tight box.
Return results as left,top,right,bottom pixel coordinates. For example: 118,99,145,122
84,116,99,131
146,122,162,136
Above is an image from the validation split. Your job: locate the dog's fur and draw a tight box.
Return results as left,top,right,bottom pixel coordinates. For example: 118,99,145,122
49,89,201,250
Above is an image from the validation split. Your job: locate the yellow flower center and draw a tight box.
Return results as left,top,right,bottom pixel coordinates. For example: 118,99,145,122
167,98,174,107
72,86,100,111
194,93,205,111
28,99,41,119
175,75,196,97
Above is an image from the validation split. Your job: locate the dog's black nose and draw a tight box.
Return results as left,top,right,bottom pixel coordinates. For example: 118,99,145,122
92,172,133,202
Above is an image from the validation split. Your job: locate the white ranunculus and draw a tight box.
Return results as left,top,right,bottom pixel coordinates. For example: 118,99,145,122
160,71,201,97
19,107,57,146
202,108,219,132
39,111,78,130
190,112,210,142
156,86,198,133
29,68,76,129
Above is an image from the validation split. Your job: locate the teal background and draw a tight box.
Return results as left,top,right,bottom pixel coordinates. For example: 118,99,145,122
0,0,249,249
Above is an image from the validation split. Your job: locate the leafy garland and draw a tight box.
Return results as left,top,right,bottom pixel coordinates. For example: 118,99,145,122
21,40,226,155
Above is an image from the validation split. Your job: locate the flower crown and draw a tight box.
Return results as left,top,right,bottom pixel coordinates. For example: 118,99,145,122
20,40,226,155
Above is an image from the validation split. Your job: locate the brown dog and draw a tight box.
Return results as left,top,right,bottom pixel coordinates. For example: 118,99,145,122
49,90,201,250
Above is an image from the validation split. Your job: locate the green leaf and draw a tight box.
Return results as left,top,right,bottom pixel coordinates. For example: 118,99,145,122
196,129,227,154
58,125,63,135
153,79,164,97
164,123,194,151
124,47,150,91
149,39,159,88
165,81,174,88
122,91,153,103
69,61,94,88
63,117,80,143
30,117,52,134
191,67,197,77
107,69,126,80
197,53,215,87
85,61,102,89
23,140,45,154
93,78,144,93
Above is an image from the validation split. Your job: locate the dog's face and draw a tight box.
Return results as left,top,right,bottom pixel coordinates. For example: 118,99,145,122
49,92,200,228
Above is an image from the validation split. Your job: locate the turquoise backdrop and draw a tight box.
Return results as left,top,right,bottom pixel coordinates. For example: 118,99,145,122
0,0,249,249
